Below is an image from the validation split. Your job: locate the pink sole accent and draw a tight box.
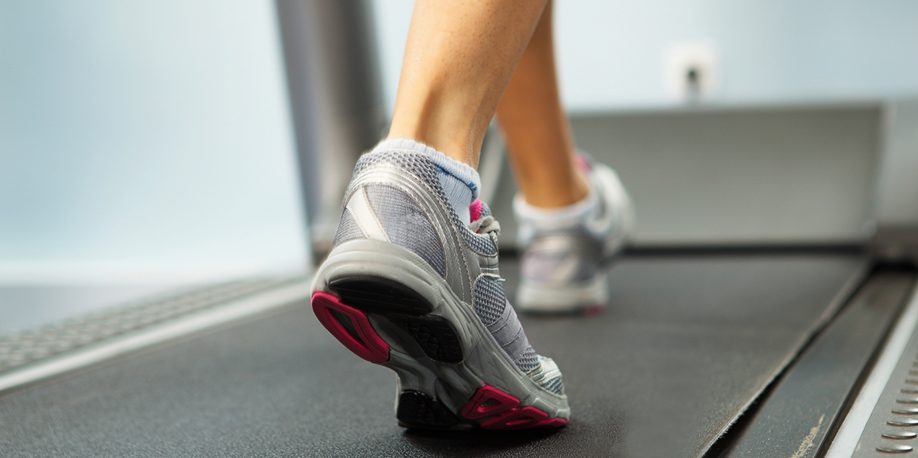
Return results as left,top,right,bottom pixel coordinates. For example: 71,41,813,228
573,154,591,173
583,304,605,317
532,417,569,428
469,199,483,225
460,384,567,430
460,384,520,420
311,291,390,364
481,406,548,430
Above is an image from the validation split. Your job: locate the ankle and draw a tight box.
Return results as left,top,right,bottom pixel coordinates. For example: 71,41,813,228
520,167,590,209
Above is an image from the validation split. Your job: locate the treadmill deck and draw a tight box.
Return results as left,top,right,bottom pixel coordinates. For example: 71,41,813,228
0,253,865,457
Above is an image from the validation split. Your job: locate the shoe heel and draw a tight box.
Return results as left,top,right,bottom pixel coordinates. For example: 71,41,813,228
329,277,433,314
324,276,464,364
311,291,390,363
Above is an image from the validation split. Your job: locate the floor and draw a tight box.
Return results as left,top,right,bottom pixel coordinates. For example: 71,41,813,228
0,253,862,457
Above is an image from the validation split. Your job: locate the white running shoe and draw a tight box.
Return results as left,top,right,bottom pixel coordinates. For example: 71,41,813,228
514,154,635,314
311,145,570,430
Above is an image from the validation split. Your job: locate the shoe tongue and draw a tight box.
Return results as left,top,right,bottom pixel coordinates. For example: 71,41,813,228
469,199,483,222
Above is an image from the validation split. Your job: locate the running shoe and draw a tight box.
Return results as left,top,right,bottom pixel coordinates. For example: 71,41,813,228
311,147,570,430
514,154,635,313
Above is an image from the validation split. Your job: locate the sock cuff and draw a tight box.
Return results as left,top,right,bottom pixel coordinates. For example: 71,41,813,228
513,186,599,230
372,138,481,199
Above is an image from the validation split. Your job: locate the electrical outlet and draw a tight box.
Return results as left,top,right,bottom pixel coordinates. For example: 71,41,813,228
665,42,720,102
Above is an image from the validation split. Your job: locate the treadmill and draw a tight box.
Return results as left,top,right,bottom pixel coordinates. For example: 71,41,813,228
3,2,918,457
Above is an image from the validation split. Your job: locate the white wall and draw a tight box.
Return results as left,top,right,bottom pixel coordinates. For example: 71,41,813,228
371,0,918,113
371,0,918,232
0,1,309,283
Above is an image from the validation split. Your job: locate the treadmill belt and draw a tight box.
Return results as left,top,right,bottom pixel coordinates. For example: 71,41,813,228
0,254,863,457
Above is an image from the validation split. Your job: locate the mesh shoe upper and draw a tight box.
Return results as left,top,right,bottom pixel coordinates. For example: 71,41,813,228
332,147,563,394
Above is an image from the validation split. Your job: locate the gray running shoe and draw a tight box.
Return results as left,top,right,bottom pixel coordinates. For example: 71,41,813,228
311,147,570,430
514,155,635,313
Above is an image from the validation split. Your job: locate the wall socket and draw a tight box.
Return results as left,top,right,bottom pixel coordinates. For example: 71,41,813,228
665,42,720,102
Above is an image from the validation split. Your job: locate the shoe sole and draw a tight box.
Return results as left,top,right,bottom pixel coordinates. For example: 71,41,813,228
516,274,609,314
311,239,570,430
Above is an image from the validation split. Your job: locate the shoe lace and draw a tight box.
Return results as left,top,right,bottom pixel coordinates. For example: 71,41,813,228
468,215,501,245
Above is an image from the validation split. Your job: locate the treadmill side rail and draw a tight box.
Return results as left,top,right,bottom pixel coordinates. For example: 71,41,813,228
715,267,917,458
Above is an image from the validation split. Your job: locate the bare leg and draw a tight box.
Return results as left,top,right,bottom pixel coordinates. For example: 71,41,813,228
496,0,589,208
387,0,550,168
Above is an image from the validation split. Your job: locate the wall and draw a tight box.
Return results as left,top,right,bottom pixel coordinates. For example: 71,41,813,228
0,1,309,283
370,0,918,236
370,0,918,112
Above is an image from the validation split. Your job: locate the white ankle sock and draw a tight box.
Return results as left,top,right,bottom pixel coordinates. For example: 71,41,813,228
513,187,600,244
373,139,481,224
